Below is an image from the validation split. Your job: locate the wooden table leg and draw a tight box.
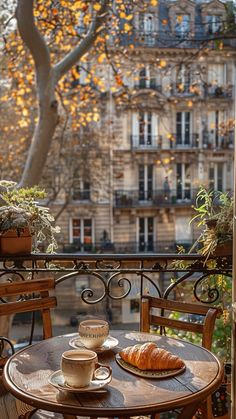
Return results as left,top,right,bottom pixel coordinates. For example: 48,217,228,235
178,402,201,419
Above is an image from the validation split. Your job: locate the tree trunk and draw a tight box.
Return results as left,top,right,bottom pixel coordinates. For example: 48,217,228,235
19,89,59,187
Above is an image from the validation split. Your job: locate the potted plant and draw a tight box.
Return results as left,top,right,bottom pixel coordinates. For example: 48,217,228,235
189,186,233,261
0,180,60,255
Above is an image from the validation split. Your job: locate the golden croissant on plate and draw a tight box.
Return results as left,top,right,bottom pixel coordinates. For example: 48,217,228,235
119,342,185,371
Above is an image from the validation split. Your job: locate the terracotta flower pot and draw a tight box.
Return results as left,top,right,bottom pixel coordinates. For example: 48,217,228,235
0,228,32,255
212,241,233,257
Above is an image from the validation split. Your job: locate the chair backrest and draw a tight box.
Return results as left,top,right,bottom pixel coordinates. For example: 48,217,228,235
0,278,57,340
141,296,221,350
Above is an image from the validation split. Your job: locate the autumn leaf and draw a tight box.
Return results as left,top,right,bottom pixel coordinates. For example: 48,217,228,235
97,53,106,64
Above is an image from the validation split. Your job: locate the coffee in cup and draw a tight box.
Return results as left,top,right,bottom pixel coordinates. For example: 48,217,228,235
61,349,112,388
78,319,109,349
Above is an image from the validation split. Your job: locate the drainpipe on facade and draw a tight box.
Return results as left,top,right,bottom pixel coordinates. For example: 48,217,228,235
231,61,236,419
108,69,114,244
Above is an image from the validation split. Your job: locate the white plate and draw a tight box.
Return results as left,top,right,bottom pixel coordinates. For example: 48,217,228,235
69,335,119,353
116,355,186,379
48,370,111,393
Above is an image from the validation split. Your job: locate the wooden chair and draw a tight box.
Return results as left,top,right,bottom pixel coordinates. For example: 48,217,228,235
0,278,57,419
141,296,221,419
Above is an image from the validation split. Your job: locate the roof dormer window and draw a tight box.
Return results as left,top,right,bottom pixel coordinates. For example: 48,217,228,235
175,14,190,38
206,15,222,34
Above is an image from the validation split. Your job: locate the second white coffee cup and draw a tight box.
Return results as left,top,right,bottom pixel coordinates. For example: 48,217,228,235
61,349,112,388
78,319,109,349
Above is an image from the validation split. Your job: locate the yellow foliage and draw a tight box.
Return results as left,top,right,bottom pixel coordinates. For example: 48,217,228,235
97,53,106,64
94,3,102,11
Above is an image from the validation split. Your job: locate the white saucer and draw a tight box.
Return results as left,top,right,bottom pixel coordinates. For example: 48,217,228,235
69,335,119,353
48,370,111,393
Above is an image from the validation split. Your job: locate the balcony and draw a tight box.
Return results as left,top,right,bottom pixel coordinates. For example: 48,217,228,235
61,240,195,254
131,135,163,150
204,85,233,100
133,81,162,93
118,29,235,50
169,134,200,149
114,189,198,208
0,251,232,418
170,83,197,97
202,131,234,150
72,189,91,200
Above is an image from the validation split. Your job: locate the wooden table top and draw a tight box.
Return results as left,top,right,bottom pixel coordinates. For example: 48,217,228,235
3,330,223,418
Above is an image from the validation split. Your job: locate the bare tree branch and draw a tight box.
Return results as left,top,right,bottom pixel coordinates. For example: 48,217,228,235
54,0,109,82
16,0,51,90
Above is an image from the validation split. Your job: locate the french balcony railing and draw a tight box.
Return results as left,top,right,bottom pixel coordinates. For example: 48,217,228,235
118,29,234,49
133,82,162,93
170,83,197,96
202,132,234,150
203,85,233,99
114,189,198,208
131,135,163,150
169,133,200,149
0,253,231,320
72,189,91,201
60,240,195,254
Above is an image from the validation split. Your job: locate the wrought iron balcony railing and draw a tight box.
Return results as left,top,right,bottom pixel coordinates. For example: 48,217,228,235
0,252,231,358
61,240,194,254
0,253,231,309
114,189,198,208
131,135,163,150
133,82,162,92
202,132,234,150
170,83,196,96
72,189,91,200
169,133,200,149
203,85,233,99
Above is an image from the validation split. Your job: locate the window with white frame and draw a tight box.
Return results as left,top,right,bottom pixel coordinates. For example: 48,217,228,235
207,110,225,148
73,180,90,200
209,162,226,191
138,66,159,89
138,164,153,201
176,112,191,146
176,163,191,200
206,15,222,34
138,13,156,45
208,64,226,95
70,218,93,251
176,65,191,93
175,14,190,37
137,217,154,252
132,111,158,147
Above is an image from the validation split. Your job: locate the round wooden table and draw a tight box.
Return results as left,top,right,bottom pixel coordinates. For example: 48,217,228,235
3,330,223,419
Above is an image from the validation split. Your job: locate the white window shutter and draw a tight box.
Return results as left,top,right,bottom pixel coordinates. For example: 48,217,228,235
152,114,158,147
132,113,139,146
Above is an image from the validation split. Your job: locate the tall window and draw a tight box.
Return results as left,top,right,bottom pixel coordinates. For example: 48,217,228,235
139,13,155,45
206,15,222,34
73,180,90,200
176,112,191,146
176,163,191,200
208,64,226,88
132,112,158,147
70,218,93,251
138,67,157,89
138,217,154,252
139,164,153,201
175,14,190,38
209,163,225,191
208,111,225,148
176,65,191,93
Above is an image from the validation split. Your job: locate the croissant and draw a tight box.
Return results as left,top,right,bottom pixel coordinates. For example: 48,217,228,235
119,342,184,371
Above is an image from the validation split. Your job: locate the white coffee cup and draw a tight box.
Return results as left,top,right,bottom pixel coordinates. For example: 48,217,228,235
61,349,112,388
78,319,109,349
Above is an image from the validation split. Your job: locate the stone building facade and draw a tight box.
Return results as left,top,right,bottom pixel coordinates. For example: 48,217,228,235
51,0,235,325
